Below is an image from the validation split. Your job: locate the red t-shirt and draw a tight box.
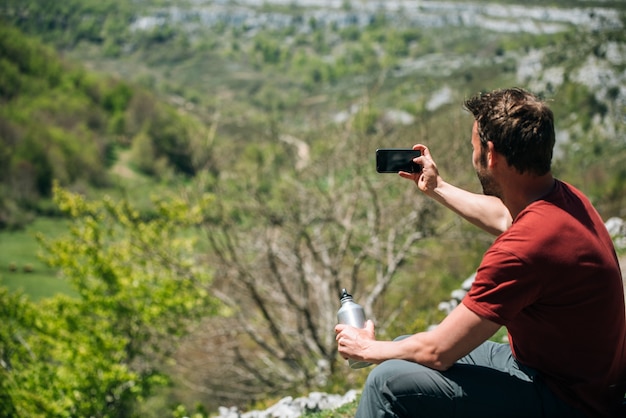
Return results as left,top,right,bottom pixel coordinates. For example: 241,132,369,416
464,180,626,417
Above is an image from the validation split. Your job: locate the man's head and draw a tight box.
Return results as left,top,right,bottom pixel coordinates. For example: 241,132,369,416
464,88,555,177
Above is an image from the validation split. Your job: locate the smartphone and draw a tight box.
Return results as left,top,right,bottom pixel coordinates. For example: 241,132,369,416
376,149,421,173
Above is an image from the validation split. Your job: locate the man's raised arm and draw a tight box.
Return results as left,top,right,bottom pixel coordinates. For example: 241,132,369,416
400,144,512,236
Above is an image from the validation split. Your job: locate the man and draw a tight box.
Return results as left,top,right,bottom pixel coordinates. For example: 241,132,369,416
335,88,626,417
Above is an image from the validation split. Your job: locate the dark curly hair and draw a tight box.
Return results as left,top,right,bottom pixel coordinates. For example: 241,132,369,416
464,88,555,176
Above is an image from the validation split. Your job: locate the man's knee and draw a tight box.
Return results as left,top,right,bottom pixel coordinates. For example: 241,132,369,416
365,360,414,392
362,360,457,418
375,361,455,398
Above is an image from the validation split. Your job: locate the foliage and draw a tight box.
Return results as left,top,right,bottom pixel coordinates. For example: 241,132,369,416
0,0,134,49
0,24,213,229
0,24,116,228
0,184,220,417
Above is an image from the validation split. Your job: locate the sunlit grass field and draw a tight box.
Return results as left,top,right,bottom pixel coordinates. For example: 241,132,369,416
0,217,75,300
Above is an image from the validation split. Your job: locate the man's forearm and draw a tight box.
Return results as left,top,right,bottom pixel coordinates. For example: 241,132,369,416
354,304,500,371
427,180,511,235
360,333,450,371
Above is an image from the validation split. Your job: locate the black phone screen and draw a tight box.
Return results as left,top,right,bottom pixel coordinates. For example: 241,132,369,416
376,149,421,173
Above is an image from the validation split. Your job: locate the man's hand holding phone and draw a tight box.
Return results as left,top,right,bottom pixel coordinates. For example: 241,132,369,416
376,144,441,197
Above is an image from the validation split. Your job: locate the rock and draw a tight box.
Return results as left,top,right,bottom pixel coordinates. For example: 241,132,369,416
215,390,359,418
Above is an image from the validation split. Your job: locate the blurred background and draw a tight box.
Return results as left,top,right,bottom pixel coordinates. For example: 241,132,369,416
0,0,624,416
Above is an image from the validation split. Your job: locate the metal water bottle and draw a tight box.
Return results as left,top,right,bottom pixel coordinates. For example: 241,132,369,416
337,288,372,369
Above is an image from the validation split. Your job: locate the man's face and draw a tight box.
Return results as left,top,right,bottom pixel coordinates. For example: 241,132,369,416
471,121,502,198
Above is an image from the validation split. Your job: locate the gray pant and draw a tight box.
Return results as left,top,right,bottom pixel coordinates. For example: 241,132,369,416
356,340,587,418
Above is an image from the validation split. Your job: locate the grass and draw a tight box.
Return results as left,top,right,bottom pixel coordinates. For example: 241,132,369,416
0,217,75,300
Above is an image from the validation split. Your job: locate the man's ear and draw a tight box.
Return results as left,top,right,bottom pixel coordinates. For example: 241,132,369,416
486,141,498,169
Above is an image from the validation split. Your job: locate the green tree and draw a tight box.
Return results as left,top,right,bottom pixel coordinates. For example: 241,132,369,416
0,184,220,416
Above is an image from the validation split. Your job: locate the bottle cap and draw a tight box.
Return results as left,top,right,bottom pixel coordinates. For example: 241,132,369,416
340,288,352,302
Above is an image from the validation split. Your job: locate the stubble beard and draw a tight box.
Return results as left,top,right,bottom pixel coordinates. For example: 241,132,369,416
476,167,502,199
475,146,503,199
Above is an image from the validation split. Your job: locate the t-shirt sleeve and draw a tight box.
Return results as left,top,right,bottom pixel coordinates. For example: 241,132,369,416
464,246,541,325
